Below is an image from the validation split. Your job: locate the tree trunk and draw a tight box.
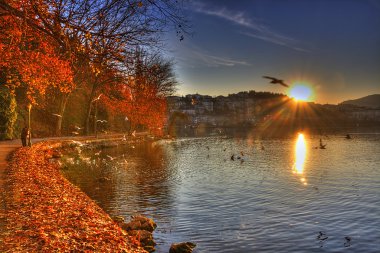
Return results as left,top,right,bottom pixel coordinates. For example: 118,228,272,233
54,93,69,136
84,83,97,135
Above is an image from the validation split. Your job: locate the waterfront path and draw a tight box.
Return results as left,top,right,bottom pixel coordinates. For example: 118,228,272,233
0,134,124,217
0,133,148,235
0,139,20,237
0,134,149,251
0,136,105,235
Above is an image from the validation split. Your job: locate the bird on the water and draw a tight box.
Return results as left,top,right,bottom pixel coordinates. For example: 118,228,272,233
317,231,328,241
263,76,289,87
344,236,351,247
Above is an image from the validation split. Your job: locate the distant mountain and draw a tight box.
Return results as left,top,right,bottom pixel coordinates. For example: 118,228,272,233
340,94,380,109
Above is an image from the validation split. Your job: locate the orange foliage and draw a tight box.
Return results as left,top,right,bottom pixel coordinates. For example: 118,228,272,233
102,79,167,136
0,1,73,103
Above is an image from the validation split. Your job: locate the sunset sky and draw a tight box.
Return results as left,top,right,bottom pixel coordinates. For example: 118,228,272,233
165,0,380,104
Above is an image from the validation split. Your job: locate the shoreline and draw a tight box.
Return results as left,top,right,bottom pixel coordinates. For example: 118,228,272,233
0,136,153,252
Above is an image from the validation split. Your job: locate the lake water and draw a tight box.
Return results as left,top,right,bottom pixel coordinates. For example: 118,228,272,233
62,134,380,252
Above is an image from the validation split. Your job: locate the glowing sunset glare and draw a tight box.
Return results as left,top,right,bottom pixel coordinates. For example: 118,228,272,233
294,133,307,175
289,84,313,102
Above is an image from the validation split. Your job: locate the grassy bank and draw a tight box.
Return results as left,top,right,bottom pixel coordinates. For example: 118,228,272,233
0,142,146,252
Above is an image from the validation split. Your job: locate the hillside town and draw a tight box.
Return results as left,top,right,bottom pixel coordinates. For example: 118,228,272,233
167,91,380,136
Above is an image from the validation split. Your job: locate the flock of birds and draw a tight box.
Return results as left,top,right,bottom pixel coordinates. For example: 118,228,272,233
314,134,352,150
61,134,360,250
316,231,352,248
52,115,107,136
202,143,266,163
229,148,264,162
63,139,136,177
204,140,355,249
64,134,353,169
205,134,352,162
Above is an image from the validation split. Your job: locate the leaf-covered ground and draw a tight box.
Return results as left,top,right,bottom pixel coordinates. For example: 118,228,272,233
0,143,146,252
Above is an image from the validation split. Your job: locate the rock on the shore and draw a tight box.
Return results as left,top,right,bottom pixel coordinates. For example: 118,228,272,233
113,216,125,223
169,242,197,253
121,215,157,232
127,230,156,251
98,177,111,183
118,215,157,252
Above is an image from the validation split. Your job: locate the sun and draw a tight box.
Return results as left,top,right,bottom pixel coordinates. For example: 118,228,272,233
288,83,314,102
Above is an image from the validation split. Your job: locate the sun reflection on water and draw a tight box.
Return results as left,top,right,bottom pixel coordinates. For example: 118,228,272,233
293,133,307,185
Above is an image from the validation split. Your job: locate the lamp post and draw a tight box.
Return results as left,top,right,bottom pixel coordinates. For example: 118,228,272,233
94,99,98,138
125,116,131,135
27,103,32,147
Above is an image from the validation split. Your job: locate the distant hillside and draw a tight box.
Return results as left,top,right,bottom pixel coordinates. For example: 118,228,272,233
340,94,380,109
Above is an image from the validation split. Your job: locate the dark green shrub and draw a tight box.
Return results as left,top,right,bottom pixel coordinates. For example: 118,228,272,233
0,86,17,140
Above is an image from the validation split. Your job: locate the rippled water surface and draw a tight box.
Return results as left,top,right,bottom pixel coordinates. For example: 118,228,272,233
63,134,380,252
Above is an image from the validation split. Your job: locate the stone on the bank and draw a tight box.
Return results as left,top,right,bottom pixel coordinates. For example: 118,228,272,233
121,215,157,232
169,242,197,253
118,216,157,252
113,216,125,223
98,177,111,183
128,230,156,250
144,245,156,253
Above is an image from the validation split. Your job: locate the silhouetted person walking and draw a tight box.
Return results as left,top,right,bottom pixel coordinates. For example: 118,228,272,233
21,127,29,147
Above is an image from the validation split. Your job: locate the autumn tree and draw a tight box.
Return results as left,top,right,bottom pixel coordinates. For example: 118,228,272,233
0,0,75,137
0,1,74,101
128,50,177,135
1,0,188,136
103,49,178,135
66,0,187,135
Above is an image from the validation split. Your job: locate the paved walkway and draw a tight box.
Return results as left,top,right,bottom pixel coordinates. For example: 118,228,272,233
0,133,146,243
0,139,20,174
0,137,93,236
0,136,102,240
0,133,143,207
0,139,21,187
0,139,21,240
0,133,145,197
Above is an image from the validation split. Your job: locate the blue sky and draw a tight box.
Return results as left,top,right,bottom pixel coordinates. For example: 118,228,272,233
165,0,380,104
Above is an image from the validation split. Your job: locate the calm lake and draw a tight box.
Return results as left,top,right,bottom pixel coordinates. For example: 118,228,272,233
62,134,380,252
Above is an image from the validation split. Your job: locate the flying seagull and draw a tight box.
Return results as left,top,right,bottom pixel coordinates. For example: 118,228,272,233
92,94,102,102
263,76,289,87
